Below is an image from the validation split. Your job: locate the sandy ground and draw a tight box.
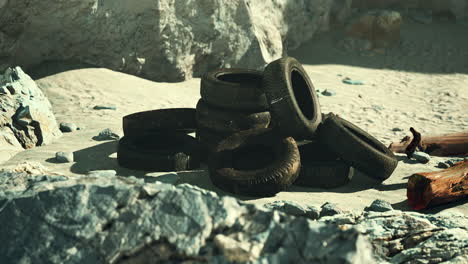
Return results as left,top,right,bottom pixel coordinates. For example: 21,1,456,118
1,20,467,215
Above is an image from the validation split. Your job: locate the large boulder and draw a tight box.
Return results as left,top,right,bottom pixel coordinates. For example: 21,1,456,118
0,67,61,162
0,166,466,263
0,0,346,82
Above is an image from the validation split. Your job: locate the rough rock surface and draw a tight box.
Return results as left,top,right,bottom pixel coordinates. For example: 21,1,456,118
0,67,61,159
1,167,466,264
0,0,349,82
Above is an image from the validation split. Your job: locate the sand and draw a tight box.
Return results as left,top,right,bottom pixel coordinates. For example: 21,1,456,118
1,20,467,215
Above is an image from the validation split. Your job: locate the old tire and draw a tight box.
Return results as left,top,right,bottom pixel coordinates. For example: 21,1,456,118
316,113,398,181
263,57,322,139
123,108,196,137
117,133,201,172
208,128,300,197
200,68,268,110
294,141,354,188
196,99,271,133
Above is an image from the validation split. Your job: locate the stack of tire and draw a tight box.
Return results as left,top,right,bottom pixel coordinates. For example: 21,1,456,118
205,57,399,197
117,108,201,172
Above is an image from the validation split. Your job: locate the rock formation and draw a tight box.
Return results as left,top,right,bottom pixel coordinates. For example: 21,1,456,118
0,67,61,163
0,165,466,263
0,0,345,82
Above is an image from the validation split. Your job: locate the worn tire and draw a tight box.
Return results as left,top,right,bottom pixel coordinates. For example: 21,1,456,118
200,68,268,110
123,108,196,137
294,141,354,188
196,99,271,133
208,128,300,197
263,57,322,139
316,113,398,181
117,133,201,172
196,126,232,163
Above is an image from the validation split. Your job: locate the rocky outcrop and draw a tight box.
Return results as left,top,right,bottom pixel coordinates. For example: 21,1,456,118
0,166,466,264
0,0,346,82
0,67,61,162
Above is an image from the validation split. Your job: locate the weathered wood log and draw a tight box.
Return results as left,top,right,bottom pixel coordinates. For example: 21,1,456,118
407,160,468,210
388,130,468,157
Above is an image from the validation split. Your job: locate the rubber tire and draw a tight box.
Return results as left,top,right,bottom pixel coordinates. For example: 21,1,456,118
123,108,196,137
262,57,322,139
200,68,268,110
294,141,354,189
196,99,271,133
117,133,201,172
196,126,232,163
316,113,398,181
208,128,300,197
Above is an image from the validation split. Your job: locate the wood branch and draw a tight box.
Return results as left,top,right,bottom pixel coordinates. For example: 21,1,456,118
407,160,468,210
388,130,468,157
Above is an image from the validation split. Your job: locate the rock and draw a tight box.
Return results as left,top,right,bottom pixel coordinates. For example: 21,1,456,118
0,67,61,151
345,10,402,49
0,0,339,82
437,162,450,169
55,151,74,163
365,199,393,212
330,0,353,26
446,157,467,166
412,151,431,164
93,105,117,110
321,89,337,96
0,172,376,263
59,122,78,132
392,127,403,132
263,200,320,220
320,202,345,217
87,170,117,178
343,77,365,85
93,128,120,141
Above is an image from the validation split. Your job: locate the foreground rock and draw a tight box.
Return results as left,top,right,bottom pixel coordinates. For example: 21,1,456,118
0,0,348,82
0,67,61,162
0,167,466,264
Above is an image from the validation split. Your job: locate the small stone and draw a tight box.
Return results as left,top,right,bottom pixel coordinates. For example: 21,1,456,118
59,122,78,132
320,202,344,218
412,151,431,164
342,77,364,85
93,105,117,110
93,128,120,141
154,173,179,185
392,127,403,132
321,89,336,96
365,199,393,212
371,105,384,111
55,152,74,163
87,170,117,177
437,162,450,169
446,157,467,167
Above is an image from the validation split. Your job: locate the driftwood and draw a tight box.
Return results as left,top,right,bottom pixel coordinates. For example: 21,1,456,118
407,160,468,210
388,130,468,157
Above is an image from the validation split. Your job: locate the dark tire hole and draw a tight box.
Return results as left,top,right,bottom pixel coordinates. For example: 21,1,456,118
232,144,275,170
216,72,262,87
291,69,314,120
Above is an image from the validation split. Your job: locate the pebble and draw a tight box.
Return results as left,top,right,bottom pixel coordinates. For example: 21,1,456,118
154,173,179,185
371,105,385,111
342,77,364,85
263,201,320,220
321,89,336,96
59,122,78,133
93,105,117,110
437,162,450,169
392,127,403,132
365,199,393,212
412,151,431,164
320,202,344,218
446,157,467,167
55,152,74,163
93,128,120,141
87,170,117,177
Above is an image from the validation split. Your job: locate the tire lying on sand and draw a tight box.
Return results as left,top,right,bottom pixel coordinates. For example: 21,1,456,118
262,56,322,139
208,128,300,197
316,113,398,181
200,68,268,111
196,99,271,133
122,108,197,137
196,125,231,161
117,133,201,172
294,140,354,189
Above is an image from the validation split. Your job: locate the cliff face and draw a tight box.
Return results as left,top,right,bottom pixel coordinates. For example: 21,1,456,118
0,0,343,82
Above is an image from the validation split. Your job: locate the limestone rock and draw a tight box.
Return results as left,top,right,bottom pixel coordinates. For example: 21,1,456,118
345,10,402,49
0,67,61,153
0,0,341,82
